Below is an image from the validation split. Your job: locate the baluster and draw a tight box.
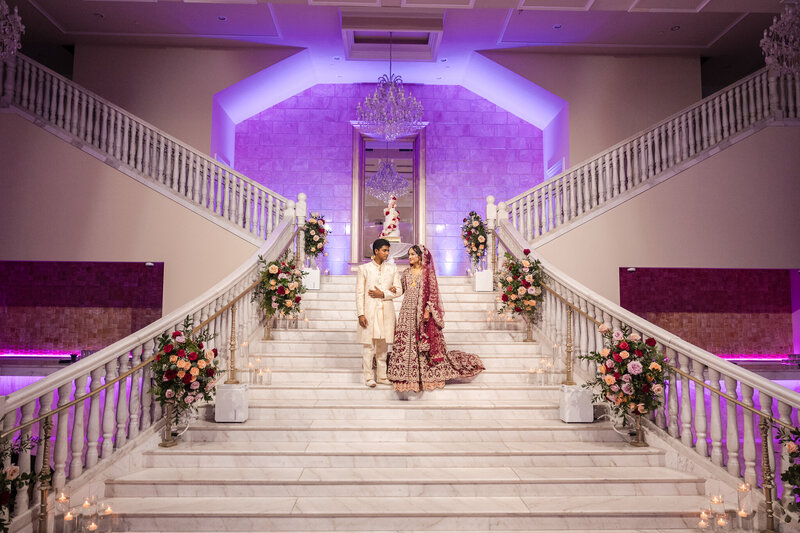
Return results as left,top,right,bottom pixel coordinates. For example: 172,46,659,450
746,79,756,125
691,360,708,457
734,85,744,131
129,348,143,440
31,390,55,510
707,368,723,466
224,170,234,221
755,76,764,121
567,172,576,219
13,402,35,516
533,190,542,239
141,339,155,429
49,75,58,123
85,96,95,145
52,382,72,489
1,58,16,106
713,96,723,143
35,66,44,117
142,127,151,175
700,102,711,149
215,168,223,216
116,352,131,448
157,135,166,184
69,375,88,479
191,153,201,203
610,150,619,196
510,199,518,230
256,190,265,237
779,401,794,505
114,111,124,160
267,194,275,234
762,73,771,120
98,104,108,154
549,181,558,230
199,158,209,210
525,193,533,240
588,160,599,208
237,178,247,228
794,73,800,119
70,86,80,136
120,115,130,164
101,359,117,459
760,391,776,501
26,65,37,113
666,350,679,438
659,125,668,173
741,384,757,485
723,90,733,137
85,366,104,468
177,146,186,195
63,84,73,133
170,142,181,192
134,122,143,171
78,91,87,140
722,374,741,478
645,131,655,178
622,144,632,191
20,60,29,109
12,57,23,104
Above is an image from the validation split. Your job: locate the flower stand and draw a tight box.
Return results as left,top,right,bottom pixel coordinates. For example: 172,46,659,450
303,267,321,290
559,384,594,423
214,383,249,423
473,269,493,292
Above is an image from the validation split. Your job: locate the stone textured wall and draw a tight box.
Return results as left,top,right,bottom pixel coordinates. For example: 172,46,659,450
619,267,793,355
234,83,544,275
0,261,164,353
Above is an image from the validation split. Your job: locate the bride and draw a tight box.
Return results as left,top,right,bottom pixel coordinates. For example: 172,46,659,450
387,245,485,392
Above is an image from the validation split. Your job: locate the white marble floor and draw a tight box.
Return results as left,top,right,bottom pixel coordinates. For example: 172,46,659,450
102,276,708,531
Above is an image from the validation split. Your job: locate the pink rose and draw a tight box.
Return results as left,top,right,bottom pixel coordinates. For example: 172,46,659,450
605,359,615,369
612,330,624,341
652,384,664,394
787,442,799,454
627,361,643,375
621,383,633,395
3,465,20,481
598,323,611,333
165,389,175,399
190,381,201,390
621,374,631,382
629,333,641,341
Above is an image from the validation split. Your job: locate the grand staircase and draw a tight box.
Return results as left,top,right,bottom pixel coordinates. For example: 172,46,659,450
99,275,707,532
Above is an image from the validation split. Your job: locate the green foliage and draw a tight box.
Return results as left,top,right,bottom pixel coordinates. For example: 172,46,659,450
1,435,46,533
252,254,307,319
777,425,800,522
304,213,329,258
460,211,488,265
494,251,545,323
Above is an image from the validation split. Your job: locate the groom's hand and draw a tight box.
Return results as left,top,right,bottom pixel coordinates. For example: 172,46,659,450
358,315,368,328
368,286,385,299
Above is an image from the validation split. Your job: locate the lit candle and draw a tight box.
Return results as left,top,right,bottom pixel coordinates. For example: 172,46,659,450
56,492,68,503
716,513,728,527
82,498,91,509
697,519,708,529
104,505,113,515
87,522,98,531
738,508,748,518
738,482,751,492
64,512,74,521
699,509,710,520
710,495,724,505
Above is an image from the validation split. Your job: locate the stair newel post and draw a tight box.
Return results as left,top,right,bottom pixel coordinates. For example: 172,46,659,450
226,302,240,385
495,201,507,261
564,305,575,385
760,417,777,533
296,193,308,267
766,63,784,121
485,196,496,273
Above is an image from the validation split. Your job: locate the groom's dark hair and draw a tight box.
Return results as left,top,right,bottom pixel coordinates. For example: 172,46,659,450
372,238,390,254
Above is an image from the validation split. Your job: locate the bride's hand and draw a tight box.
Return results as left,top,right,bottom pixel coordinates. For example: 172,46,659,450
423,309,430,321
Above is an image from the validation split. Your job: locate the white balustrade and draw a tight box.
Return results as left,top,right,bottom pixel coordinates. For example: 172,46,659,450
486,209,800,510
0,207,303,530
0,54,289,243
502,68,798,242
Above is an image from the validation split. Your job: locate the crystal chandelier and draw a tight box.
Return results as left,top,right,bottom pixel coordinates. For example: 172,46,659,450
761,1,800,76
0,0,24,61
365,159,410,204
355,32,424,142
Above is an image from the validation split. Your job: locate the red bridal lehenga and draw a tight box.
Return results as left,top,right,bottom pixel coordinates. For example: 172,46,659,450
387,246,485,392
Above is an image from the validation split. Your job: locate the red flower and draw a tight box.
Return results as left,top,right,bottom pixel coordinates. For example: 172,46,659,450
281,262,286,266
619,341,629,350
182,373,193,384
507,286,513,292
295,296,301,303
155,354,161,362
171,331,182,338
645,338,657,347
385,210,390,216
0,490,11,506
613,372,621,380
635,349,643,357
207,368,215,378
165,370,177,380
320,219,325,224
177,349,186,358
189,352,198,361
164,344,174,354
643,384,650,393
319,228,325,234
198,342,204,349
523,249,531,255
463,218,467,222
613,353,622,363
514,306,522,313
212,348,218,356
277,286,287,295
501,294,509,302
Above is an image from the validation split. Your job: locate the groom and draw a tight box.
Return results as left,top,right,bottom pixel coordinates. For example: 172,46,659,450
356,238,402,387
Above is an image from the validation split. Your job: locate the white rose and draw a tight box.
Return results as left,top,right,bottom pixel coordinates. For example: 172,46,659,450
310,230,316,236
313,235,320,241
3,465,20,481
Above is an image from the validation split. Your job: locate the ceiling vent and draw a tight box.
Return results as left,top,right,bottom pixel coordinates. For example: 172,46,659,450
341,12,443,61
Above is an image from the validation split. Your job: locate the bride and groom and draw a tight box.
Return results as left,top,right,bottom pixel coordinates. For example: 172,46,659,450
356,238,485,392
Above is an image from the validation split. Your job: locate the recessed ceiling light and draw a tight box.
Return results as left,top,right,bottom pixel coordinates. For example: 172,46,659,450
553,24,563,30
218,15,228,22
670,25,680,31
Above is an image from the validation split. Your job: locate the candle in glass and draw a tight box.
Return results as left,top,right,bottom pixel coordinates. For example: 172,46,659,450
87,521,98,532
737,482,752,517
716,512,729,531
55,491,70,514
697,518,708,529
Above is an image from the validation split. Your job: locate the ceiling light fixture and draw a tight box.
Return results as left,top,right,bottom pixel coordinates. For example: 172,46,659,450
355,32,424,142
761,1,800,76
365,158,410,204
0,0,24,61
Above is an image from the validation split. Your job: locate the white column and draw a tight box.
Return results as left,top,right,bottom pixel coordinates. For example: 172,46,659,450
69,375,88,479
85,366,104,468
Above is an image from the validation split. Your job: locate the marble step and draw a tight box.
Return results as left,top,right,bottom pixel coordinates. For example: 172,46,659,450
183,419,622,443
304,291,501,303
198,400,561,420
142,441,666,469
244,383,561,401
239,368,559,385
279,320,525,331
131,530,697,533
106,466,703,498
294,309,503,321
263,329,528,342
249,340,545,356
245,355,548,371
314,283,480,294
102,495,708,531
318,275,472,286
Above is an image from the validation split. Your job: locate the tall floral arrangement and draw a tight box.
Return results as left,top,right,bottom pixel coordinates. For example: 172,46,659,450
495,249,545,322
777,426,800,522
253,254,306,319
579,324,668,423
152,316,220,423
304,213,328,258
1,437,43,533
460,211,488,266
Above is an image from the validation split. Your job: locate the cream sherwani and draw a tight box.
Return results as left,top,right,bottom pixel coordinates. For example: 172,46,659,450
356,259,402,381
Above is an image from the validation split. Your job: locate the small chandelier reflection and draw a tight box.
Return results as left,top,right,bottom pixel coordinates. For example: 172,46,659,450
365,157,410,204
0,0,25,61
761,1,800,76
355,32,424,142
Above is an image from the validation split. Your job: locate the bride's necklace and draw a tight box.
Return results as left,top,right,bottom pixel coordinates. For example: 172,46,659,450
410,267,422,288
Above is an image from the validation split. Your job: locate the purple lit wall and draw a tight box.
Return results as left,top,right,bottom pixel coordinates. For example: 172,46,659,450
0,261,164,353
234,83,544,275
619,267,794,355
